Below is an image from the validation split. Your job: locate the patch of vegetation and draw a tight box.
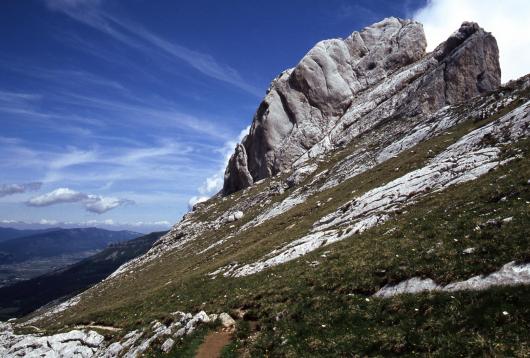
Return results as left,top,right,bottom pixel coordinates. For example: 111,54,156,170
252,286,530,357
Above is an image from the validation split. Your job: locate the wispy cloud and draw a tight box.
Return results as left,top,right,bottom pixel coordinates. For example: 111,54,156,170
27,187,134,213
0,86,232,142
188,125,250,209
45,0,262,97
0,136,213,193
56,92,232,140
0,182,42,197
0,58,124,91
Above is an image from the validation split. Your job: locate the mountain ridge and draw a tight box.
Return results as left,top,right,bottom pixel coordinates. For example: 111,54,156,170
223,17,500,194
0,17,529,357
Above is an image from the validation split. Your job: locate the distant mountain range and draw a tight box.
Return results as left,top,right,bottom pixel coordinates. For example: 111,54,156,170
0,231,165,320
0,227,142,287
0,227,61,243
0,227,141,265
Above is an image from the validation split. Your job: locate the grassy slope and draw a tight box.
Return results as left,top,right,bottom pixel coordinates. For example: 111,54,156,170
185,137,529,357
31,93,529,356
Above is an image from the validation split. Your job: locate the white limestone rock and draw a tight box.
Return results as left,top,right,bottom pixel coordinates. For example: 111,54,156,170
218,313,236,328
374,261,530,298
161,338,174,353
224,19,500,194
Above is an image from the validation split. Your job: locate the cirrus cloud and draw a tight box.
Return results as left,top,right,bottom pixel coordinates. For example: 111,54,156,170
189,125,250,209
27,187,134,214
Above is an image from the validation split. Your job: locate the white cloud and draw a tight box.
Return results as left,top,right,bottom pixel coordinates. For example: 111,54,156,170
190,125,251,208
84,195,134,214
413,0,530,82
0,182,42,197
188,195,209,210
27,187,86,206
27,187,133,214
0,219,19,224
39,218,59,225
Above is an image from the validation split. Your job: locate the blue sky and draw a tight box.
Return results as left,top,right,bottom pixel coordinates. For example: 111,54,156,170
2,0,526,233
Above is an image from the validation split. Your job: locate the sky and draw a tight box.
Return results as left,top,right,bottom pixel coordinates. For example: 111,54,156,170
0,0,528,233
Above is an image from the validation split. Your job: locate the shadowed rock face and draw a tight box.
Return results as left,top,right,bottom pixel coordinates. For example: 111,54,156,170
223,18,501,195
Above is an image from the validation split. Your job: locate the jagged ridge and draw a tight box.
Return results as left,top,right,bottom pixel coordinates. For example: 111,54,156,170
223,17,500,194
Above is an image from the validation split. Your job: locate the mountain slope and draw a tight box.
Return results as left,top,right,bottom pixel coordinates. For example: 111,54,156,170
0,231,165,321
0,18,529,357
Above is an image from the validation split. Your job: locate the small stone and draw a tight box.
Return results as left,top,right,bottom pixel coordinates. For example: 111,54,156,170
463,247,476,254
502,311,509,316
161,338,175,353
502,217,513,223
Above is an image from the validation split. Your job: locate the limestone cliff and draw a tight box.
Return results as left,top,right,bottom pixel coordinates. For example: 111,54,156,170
223,18,500,194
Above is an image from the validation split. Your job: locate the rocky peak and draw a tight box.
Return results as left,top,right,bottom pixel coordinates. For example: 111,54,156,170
433,21,501,102
223,18,501,195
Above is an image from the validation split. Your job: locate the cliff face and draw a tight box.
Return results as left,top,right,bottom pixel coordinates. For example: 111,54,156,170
223,18,501,194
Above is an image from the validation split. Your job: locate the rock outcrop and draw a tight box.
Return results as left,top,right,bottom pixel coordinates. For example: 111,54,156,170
0,311,236,357
223,17,501,194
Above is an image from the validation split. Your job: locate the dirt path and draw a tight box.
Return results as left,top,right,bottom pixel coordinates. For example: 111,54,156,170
195,330,232,358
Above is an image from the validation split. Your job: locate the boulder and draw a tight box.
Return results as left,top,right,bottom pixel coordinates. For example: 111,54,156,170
218,313,236,328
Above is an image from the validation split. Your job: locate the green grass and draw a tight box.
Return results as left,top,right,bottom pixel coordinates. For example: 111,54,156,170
24,88,530,356
251,286,530,357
